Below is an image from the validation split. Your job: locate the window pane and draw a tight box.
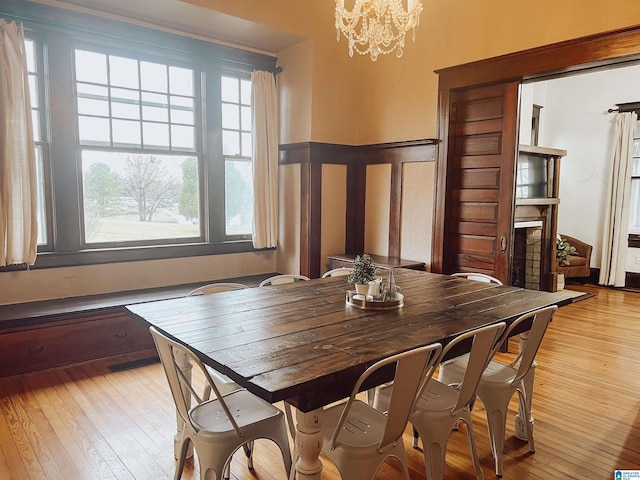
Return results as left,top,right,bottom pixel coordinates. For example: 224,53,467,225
633,157,640,177
630,180,640,229
634,139,640,157
35,146,47,245
170,96,194,125
221,103,239,129
241,132,252,157
111,88,141,120
31,110,40,142
143,122,170,148
82,151,200,243
28,75,38,108
221,76,238,102
113,119,141,147
241,105,251,131
77,96,109,116
225,159,253,235
222,130,240,155
171,125,195,150
141,61,168,93
169,66,193,96
75,50,108,84
78,116,111,145
25,39,36,72
109,56,139,89
240,79,251,104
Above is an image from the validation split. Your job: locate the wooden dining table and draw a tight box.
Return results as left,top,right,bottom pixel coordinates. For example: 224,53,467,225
126,269,571,479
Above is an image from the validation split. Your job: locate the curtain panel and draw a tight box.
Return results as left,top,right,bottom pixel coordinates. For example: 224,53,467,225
599,111,637,286
251,70,278,249
0,20,37,267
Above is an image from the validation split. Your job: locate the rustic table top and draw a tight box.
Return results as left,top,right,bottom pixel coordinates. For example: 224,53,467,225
126,269,570,411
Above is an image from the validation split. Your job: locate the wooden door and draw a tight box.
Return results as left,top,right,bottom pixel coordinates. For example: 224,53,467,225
434,81,520,282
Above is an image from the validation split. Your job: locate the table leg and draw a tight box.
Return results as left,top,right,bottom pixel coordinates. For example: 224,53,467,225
173,349,194,459
515,332,535,443
292,409,323,480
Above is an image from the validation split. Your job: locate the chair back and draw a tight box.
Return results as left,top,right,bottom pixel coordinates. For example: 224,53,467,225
321,267,353,278
451,272,503,285
435,322,506,413
329,342,442,454
505,306,556,384
186,282,249,296
259,274,310,287
149,327,241,433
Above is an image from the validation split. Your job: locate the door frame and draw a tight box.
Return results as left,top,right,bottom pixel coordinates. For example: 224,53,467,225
432,25,640,273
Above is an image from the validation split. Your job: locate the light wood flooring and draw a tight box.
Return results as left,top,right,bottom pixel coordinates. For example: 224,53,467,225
0,284,639,479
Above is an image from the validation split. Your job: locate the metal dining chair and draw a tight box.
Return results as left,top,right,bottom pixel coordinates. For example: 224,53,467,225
186,282,250,296
438,306,557,476
451,272,503,285
321,267,353,278
258,274,310,286
318,342,443,480
150,327,292,480
373,322,506,480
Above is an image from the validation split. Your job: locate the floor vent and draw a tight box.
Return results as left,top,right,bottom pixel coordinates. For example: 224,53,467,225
108,356,160,372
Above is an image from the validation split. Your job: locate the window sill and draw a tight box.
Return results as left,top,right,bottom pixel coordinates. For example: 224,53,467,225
3,241,272,270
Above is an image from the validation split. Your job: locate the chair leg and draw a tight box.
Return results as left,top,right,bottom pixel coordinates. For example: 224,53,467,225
460,413,484,480
412,425,420,449
517,388,535,453
243,441,254,469
173,437,191,480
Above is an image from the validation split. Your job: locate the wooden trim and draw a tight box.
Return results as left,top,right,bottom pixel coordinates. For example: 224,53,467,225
280,140,437,276
625,271,640,289
433,24,640,277
388,163,403,258
436,26,640,90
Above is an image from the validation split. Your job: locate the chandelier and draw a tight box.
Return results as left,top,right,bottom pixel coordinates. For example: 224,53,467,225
334,0,423,61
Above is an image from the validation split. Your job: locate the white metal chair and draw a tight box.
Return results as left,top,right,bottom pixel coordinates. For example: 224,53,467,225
374,322,506,480
321,267,353,278
451,272,503,285
258,274,310,286
149,327,292,480
438,306,557,477
319,342,443,480
186,282,253,476
186,282,249,296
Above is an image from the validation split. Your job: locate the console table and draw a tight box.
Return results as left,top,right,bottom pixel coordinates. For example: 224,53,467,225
328,253,426,272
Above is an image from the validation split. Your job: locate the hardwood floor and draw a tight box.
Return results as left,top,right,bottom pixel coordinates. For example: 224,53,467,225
0,284,638,479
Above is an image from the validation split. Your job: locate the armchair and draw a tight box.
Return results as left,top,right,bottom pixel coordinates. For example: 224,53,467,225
557,234,592,278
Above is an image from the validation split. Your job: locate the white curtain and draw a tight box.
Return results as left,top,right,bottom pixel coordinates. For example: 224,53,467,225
251,70,278,249
0,20,37,267
599,111,637,286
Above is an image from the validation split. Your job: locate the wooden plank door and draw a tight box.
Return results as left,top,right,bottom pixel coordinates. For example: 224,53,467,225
435,81,520,283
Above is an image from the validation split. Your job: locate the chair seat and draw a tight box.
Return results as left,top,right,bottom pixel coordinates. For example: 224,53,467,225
562,255,587,266
414,379,461,414
321,400,388,449
204,366,242,395
441,354,518,387
191,389,284,433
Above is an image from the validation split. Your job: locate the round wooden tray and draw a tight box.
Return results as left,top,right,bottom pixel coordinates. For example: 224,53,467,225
345,290,404,310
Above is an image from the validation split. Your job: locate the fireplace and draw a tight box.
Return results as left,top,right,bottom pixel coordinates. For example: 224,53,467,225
512,221,544,290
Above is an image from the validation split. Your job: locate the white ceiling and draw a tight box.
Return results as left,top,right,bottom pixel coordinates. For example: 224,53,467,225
30,0,307,55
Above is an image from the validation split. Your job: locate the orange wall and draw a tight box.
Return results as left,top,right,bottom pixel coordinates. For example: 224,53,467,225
187,0,640,145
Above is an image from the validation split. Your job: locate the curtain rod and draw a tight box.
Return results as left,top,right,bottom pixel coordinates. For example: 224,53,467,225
608,101,640,113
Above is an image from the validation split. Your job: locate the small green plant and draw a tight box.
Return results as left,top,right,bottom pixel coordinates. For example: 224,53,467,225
347,254,376,285
556,237,577,266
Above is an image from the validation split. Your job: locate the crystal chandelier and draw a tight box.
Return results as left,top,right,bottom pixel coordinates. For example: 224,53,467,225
335,0,423,61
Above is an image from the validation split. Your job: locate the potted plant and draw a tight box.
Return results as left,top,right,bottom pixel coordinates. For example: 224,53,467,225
347,254,377,295
556,237,576,266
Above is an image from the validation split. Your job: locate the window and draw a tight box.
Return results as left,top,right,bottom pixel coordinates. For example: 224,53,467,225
25,38,49,247
221,75,253,236
74,49,201,245
630,120,640,235
9,2,276,269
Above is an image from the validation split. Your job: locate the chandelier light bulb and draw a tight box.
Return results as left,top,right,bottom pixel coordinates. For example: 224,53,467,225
335,0,423,61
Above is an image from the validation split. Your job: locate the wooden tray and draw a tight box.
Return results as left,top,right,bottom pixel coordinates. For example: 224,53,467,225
345,290,404,310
